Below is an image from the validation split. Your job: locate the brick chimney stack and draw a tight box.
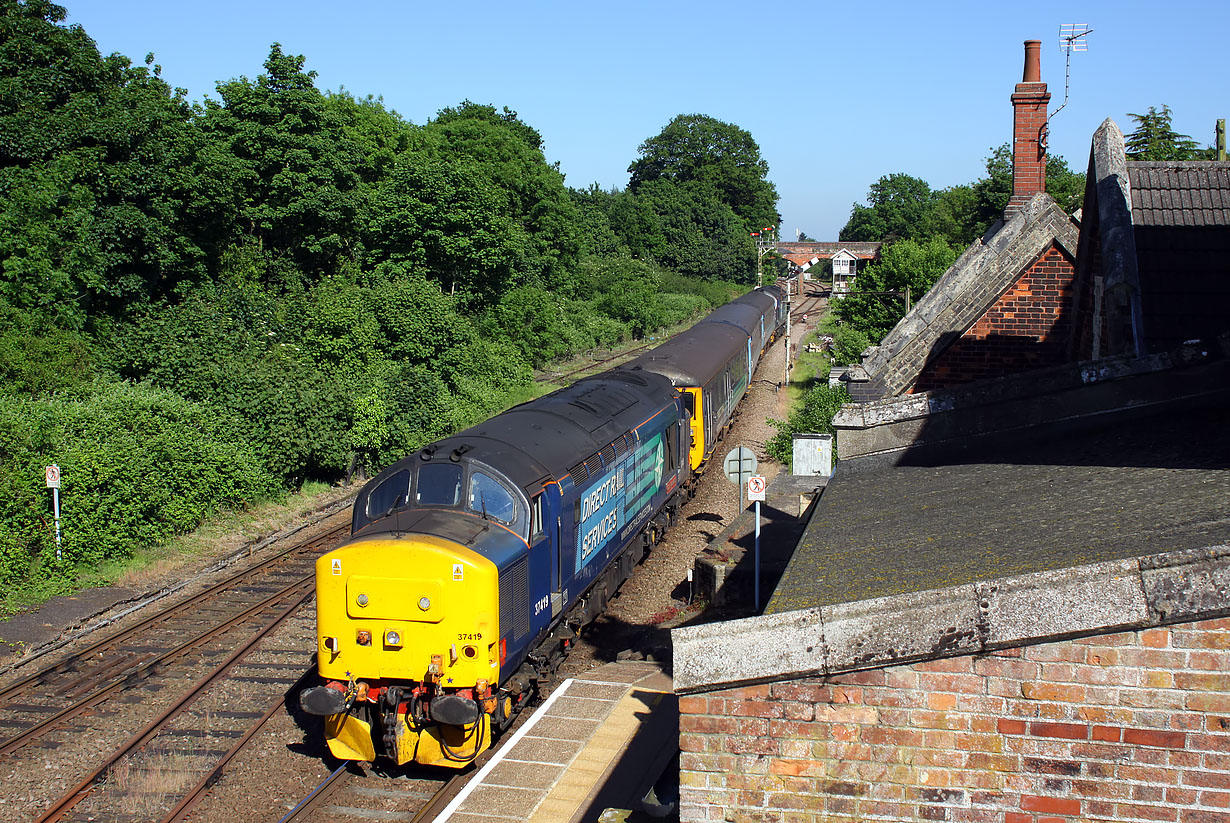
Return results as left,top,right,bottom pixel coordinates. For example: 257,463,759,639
1006,39,1051,219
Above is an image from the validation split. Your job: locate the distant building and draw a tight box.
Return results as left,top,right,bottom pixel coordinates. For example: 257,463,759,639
829,249,859,297
775,241,882,290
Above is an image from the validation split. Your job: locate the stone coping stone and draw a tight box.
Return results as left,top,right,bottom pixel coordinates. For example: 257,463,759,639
672,543,1230,694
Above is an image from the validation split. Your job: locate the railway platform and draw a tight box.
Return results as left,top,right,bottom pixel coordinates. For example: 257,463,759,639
437,661,676,823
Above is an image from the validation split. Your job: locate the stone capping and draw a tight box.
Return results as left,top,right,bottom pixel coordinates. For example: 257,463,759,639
833,347,1178,431
671,544,1230,695
856,192,1079,398
1090,117,1145,357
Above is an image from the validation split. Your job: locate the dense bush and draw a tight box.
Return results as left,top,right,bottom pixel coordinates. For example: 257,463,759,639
106,285,352,484
830,325,872,366
0,301,96,397
482,285,576,368
0,383,276,584
765,383,849,470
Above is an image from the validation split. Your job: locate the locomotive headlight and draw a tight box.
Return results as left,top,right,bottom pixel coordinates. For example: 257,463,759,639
384,629,403,647
356,593,369,608
418,596,431,611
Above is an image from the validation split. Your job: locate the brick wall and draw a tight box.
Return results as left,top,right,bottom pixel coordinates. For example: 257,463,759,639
912,244,1086,392
678,617,1230,822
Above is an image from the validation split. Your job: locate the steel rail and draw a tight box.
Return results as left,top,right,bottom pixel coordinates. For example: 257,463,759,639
408,773,469,823
534,339,659,385
0,572,317,756
34,583,315,823
160,667,317,823
0,523,346,703
276,763,351,823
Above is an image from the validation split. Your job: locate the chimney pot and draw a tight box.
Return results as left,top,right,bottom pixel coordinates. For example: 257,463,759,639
1022,40,1041,83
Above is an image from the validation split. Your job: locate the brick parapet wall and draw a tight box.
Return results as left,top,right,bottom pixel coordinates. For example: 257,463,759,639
679,617,1230,822
912,243,1086,392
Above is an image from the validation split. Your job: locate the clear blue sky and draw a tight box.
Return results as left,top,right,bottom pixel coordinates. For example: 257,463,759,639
67,0,1226,240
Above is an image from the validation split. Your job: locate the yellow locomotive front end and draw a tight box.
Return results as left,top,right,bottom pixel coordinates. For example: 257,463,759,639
301,534,502,768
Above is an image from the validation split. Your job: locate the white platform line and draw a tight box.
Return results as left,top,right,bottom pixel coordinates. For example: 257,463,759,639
435,679,576,822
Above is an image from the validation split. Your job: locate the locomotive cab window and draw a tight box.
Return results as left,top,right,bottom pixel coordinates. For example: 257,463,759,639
366,469,410,519
417,463,463,506
468,471,516,525
530,494,544,540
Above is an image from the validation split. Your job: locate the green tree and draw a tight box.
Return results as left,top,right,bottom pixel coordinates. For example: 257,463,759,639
0,0,235,325
200,44,368,281
420,101,581,294
361,151,529,301
618,179,755,283
628,114,779,229
832,237,959,341
959,145,1085,241
569,183,625,259
1125,105,1211,161
839,174,938,243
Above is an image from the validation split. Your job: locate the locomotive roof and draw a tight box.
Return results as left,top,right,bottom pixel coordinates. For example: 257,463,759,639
617,323,751,386
392,370,678,492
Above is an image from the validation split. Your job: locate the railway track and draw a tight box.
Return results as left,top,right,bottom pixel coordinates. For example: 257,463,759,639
279,764,460,823
533,338,658,385
0,521,350,822
0,524,348,754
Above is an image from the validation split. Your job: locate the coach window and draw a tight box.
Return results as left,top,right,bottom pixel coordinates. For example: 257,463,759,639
366,469,410,519
468,471,516,525
417,463,463,506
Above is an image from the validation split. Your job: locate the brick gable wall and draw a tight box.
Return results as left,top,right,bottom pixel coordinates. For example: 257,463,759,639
912,243,1088,392
679,617,1230,822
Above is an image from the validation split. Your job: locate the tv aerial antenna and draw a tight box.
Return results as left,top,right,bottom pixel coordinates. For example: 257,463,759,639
1051,24,1092,122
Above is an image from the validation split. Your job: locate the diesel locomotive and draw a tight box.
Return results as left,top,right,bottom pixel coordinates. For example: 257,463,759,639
299,286,787,767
